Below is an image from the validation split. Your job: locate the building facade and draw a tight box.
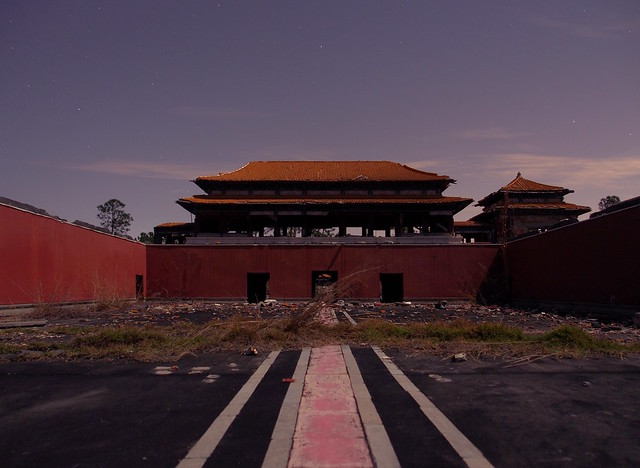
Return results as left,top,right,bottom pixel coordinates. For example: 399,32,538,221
462,172,591,243
155,161,472,243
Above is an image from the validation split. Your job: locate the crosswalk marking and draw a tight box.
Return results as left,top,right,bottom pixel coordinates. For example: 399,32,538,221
261,348,310,468
371,346,494,468
173,347,492,467
202,374,219,384
154,366,173,375
342,345,400,468
176,350,280,468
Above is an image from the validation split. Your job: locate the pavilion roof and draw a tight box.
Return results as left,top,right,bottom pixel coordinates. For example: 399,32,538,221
195,161,453,183
179,194,471,206
500,172,567,192
483,202,590,211
178,194,472,216
471,202,591,221
477,172,573,206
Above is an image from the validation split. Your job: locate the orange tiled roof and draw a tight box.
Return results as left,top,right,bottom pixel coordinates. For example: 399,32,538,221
477,172,574,207
179,194,471,205
196,161,451,183
483,202,591,212
501,172,567,192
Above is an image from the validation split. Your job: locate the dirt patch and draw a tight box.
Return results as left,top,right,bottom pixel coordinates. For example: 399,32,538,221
1,299,638,361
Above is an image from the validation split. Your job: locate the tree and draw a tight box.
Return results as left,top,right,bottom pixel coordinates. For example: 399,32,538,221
97,199,133,236
599,195,620,211
137,231,154,244
311,228,336,237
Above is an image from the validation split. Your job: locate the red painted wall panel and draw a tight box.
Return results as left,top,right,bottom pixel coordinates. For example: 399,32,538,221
507,205,640,306
6,197,636,308
146,244,499,300
0,204,146,306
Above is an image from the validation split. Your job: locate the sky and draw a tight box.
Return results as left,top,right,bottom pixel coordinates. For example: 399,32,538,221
2,1,639,237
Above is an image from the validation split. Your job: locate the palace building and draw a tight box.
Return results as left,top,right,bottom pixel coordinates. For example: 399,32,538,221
154,161,473,243
458,172,591,243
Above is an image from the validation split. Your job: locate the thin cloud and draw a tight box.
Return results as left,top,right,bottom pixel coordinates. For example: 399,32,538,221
63,147,342,181
173,106,270,119
407,152,640,191
450,127,533,140
66,160,223,180
481,153,640,188
531,15,636,39
407,152,639,218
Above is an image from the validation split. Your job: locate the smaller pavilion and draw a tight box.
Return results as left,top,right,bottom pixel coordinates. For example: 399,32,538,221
458,172,591,243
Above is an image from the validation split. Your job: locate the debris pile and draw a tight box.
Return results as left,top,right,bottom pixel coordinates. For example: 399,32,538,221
3,299,639,345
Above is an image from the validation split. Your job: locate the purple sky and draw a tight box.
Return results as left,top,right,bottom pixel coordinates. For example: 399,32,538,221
2,1,639,236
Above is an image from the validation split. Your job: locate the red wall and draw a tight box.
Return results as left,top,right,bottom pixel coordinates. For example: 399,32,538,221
7,195,637,307
146,244,499,301
507,204,640,306
0,204,146,306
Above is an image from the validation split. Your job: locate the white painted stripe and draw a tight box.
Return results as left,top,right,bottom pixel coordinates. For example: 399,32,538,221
342,310,357,325
371,346,494,468
342,345,401,468
176,350,280,468
261,348,310,468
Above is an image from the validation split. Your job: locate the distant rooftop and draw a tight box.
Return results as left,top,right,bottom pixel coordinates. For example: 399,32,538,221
501,172,568,192
195,161,453,183
477,172,576,207
179,194,469,206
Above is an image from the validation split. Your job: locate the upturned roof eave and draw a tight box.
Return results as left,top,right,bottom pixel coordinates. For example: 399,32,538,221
472,204,591,221
194,161,454,183
476,188,573,207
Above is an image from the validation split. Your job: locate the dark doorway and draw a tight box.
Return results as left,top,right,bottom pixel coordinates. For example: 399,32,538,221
311,270,338,298
380,273,403,302
247,273,270,303
135,275,144,299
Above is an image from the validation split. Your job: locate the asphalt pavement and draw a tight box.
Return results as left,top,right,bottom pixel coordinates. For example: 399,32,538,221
1,349,639,467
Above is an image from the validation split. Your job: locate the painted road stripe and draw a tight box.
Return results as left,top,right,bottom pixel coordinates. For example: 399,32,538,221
342,345,401,468
261,348,311,468
371,346,494,468
342,310,357,325
176,350,280,468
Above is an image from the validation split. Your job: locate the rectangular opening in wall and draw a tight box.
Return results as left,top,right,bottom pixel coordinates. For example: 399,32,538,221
247,273,270,303
311,270,338,298
135,275,144,299
380,273,403,303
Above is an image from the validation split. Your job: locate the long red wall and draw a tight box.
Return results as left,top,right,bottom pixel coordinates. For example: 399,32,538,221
0,204,146,306
507,204,640,307
146,244,499,301
8,196,637,308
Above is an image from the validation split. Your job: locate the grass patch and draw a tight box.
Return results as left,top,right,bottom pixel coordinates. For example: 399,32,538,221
0,342,22,355
1,319,637,361
534,325,632,354
355,319,525,344
73,327,167,347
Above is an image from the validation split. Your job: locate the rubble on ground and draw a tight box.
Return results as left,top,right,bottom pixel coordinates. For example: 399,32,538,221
2,299,639,344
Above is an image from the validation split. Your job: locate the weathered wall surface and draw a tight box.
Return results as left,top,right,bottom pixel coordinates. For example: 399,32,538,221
0,204,146,306
507,204,640,307
11,195,636,307
146,244,500,300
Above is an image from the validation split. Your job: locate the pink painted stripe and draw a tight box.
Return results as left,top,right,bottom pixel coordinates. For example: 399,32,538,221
288,345,373,468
